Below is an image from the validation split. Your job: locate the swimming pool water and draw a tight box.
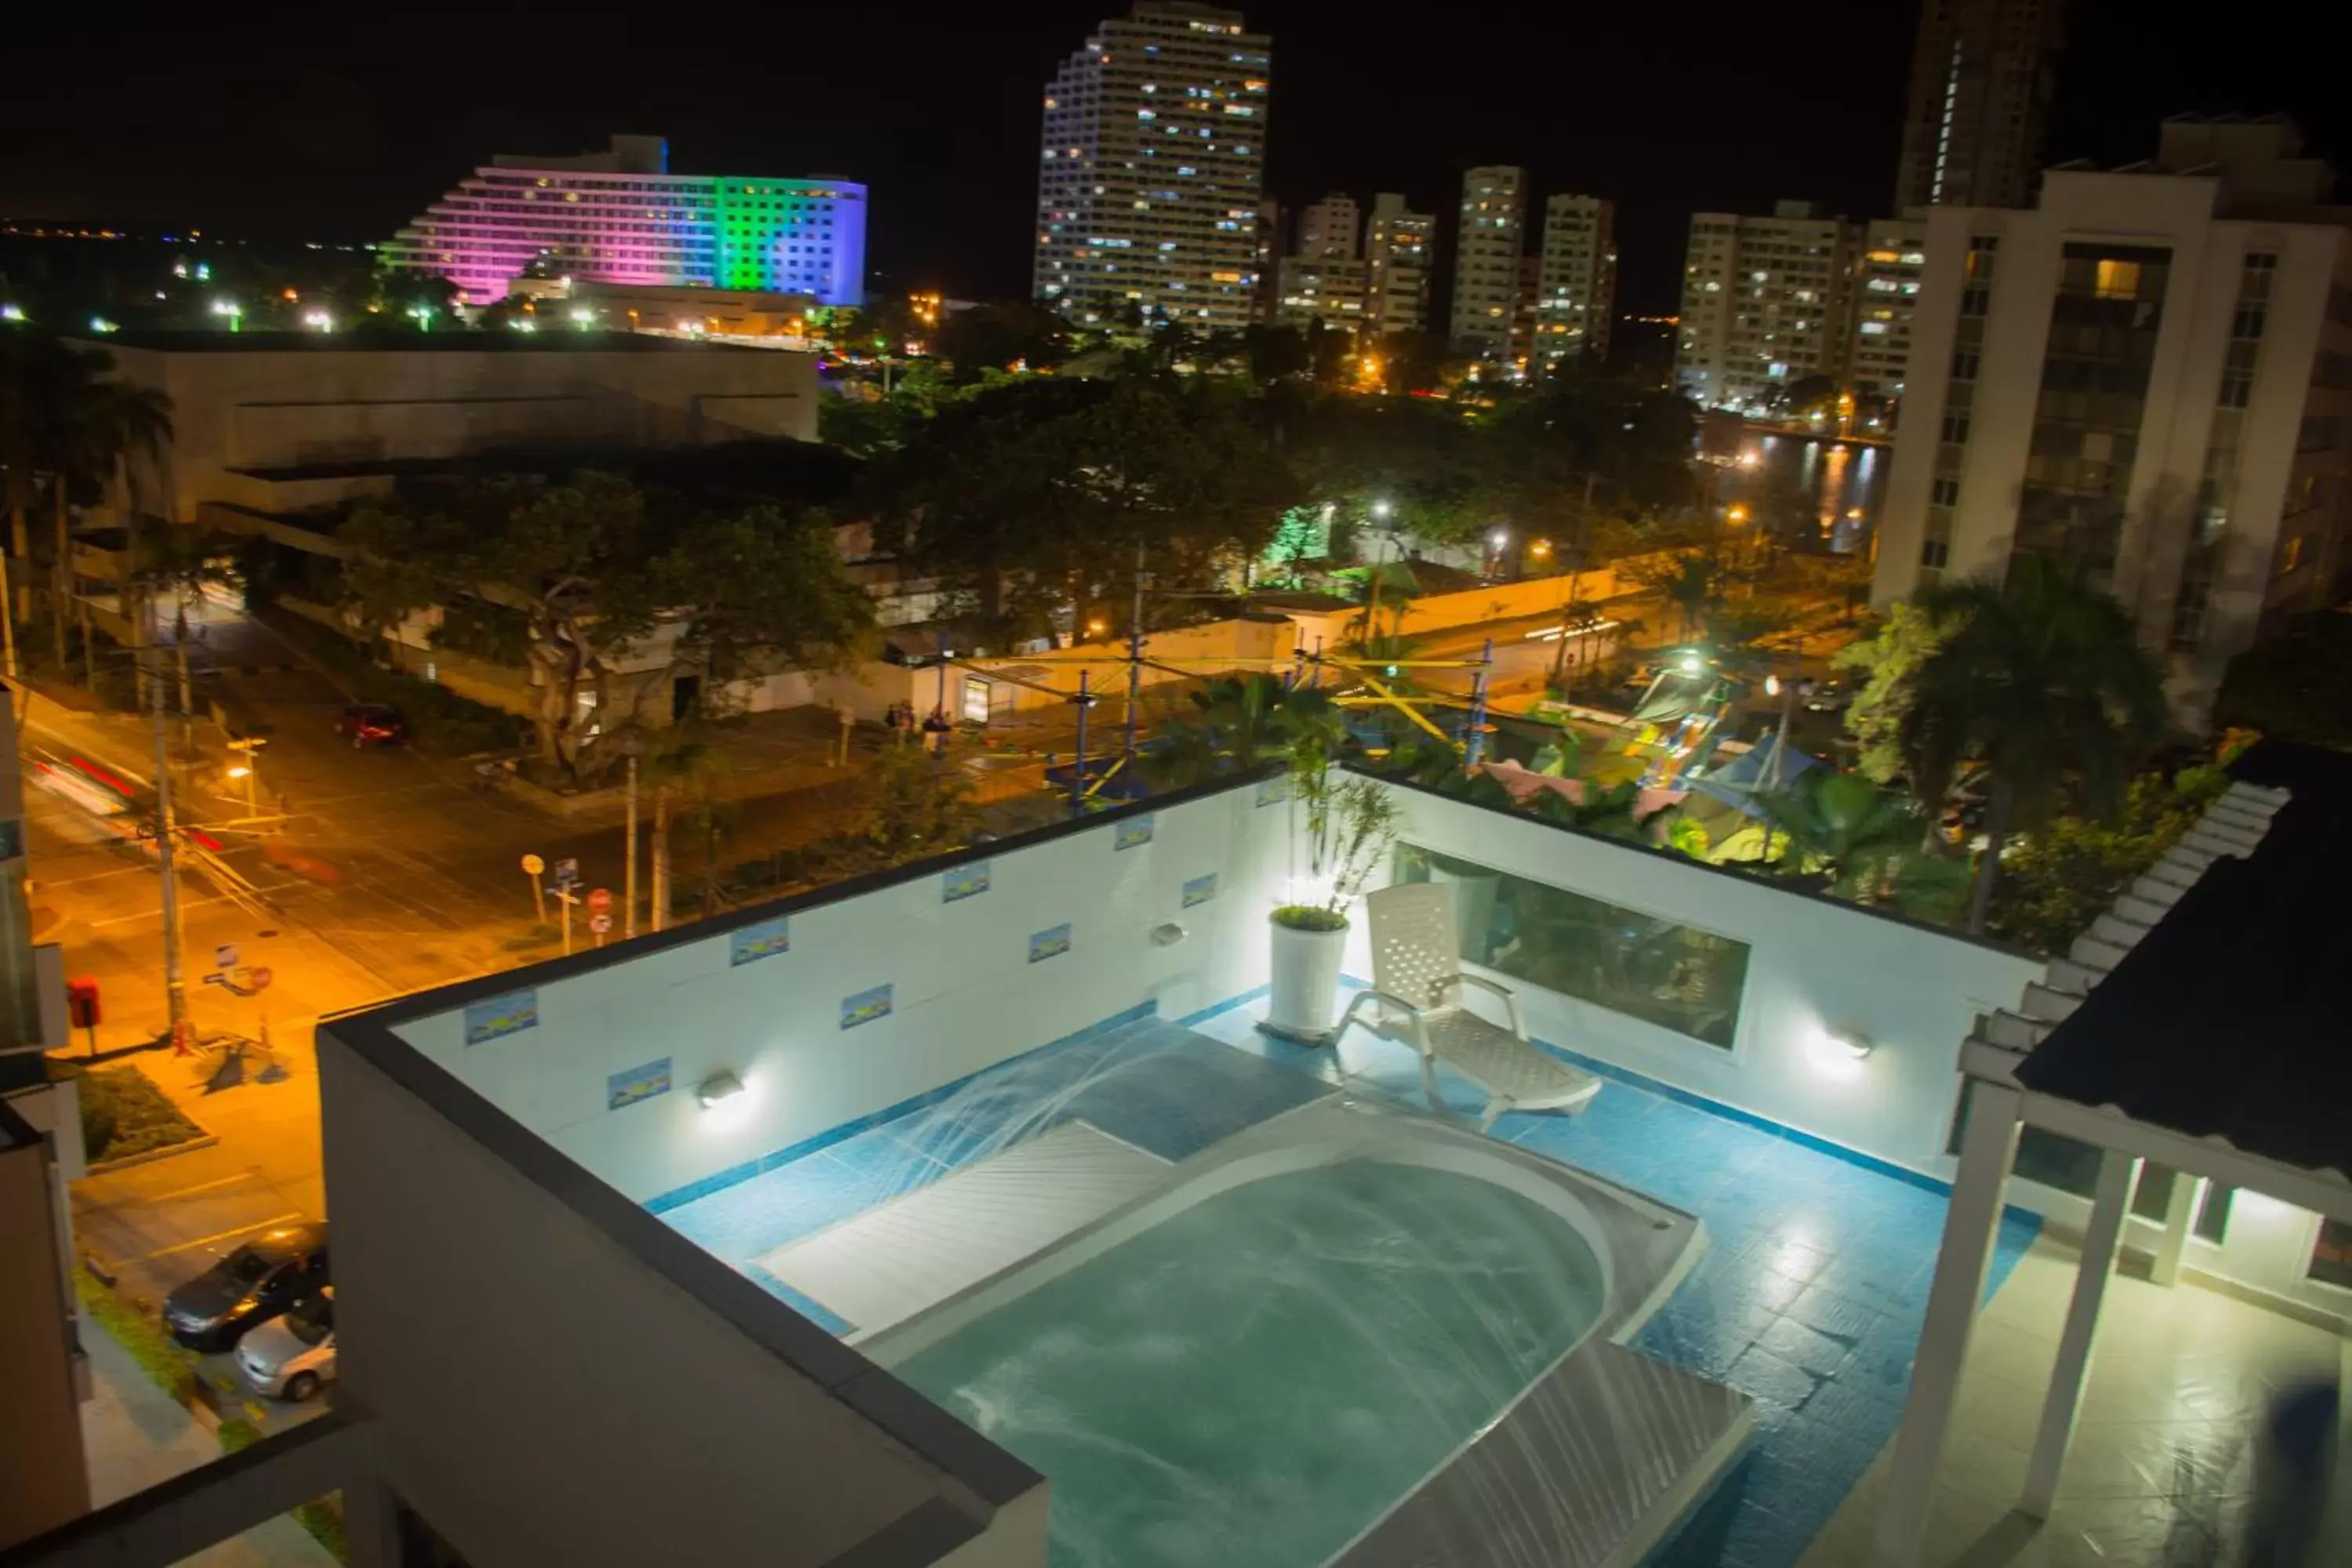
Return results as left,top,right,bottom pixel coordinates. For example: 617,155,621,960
891,1159,1608,1567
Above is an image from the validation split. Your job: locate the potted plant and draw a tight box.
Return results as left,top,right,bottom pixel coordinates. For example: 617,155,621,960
1265,756,1401,1043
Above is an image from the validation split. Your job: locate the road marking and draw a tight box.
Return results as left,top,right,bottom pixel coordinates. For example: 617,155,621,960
142,1171,264,1203
120,1212,303,1264
87,895,234,930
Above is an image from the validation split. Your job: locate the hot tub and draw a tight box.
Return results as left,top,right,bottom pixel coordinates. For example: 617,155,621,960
862,1096,1751,1567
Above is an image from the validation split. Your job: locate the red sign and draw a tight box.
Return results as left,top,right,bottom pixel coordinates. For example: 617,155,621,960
245,967,275,993
67,976,102,1029
586,887,613,914
588,913,614,935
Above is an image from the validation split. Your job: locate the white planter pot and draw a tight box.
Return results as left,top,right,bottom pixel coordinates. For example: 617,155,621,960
1265,914,1348,1043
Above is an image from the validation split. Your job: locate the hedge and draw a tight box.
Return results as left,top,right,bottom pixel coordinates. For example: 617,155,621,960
55,1062,206,1163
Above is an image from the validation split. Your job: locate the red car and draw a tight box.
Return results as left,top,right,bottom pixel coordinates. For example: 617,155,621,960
336,705,408,749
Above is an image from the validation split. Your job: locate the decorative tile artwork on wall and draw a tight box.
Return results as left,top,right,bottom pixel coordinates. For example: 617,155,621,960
943,862,991,902
464,989,538,1046
608,1058,673,1110
1182,873,1219,908
1029,924,1073,964
840,984,894,1029
1113,814,1156,851
731,916,792,967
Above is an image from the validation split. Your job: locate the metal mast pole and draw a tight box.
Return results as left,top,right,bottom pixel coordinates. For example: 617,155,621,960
1124,541,1145,761
148,635,188,1040
623,756,640,940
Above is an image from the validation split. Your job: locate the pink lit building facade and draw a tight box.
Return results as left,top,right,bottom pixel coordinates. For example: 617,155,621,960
382,136,866,308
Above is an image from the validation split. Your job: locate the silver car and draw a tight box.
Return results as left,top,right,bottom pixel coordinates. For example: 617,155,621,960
235,1290,336,1402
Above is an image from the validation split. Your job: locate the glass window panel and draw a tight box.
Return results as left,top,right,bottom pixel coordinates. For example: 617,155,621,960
2308,1218,2352,1288
1394,846,1749,1050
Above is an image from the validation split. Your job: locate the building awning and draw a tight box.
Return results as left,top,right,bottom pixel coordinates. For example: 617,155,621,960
2012,739,2352,1185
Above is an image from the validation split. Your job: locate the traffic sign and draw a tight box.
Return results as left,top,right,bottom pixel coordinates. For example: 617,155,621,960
554,857,580,887
214,943,241,971
588,913,613,935
245,967,274,993
586,887,613,915
521,853,546,877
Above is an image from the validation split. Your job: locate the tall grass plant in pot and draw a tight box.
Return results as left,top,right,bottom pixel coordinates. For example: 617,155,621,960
1265,754,1401,1043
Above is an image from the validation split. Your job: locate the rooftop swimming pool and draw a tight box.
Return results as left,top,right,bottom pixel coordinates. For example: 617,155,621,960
860,1098,1740,1568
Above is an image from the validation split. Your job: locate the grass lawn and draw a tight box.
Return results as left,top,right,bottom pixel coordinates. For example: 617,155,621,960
56,1062,206,1163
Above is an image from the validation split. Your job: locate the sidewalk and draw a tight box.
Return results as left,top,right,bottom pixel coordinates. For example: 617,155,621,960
79,1313,336,1566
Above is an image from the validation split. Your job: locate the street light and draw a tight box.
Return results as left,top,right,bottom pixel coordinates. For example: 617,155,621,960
210,298,242,332
1370,498,1392,520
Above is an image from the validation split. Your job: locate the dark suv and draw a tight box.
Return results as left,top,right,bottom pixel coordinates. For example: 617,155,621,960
164,1222,330,1350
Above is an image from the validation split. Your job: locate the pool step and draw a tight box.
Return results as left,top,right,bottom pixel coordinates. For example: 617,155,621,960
755,1120,1167,1343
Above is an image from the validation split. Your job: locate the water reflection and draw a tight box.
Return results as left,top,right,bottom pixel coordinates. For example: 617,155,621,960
1736,435,1884,555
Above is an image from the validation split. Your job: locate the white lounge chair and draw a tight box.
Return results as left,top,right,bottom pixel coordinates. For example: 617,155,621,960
1334,882,1602,1131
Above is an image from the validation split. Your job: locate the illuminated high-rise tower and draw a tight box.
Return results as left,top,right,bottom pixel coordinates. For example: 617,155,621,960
383,136,866,307
1033,3,1273,331
1894,0,2065,211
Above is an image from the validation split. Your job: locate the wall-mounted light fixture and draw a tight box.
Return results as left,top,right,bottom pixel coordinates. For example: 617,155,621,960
697,1070,746,1109
1823,1027,1874,1061
1149,923,1189,946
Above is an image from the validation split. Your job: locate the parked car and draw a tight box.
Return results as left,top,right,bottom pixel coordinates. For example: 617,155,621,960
336,705,408,749
236,1287,336,1401
164,1223,329,1351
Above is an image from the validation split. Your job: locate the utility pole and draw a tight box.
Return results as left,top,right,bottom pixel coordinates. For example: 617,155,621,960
147,637,188,1041
623,756,639,940
1124,541,1145,761
0,551,17,681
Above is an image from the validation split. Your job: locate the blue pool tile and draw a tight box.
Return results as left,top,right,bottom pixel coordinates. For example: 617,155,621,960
654,991,2042,1568
741,1264,856,1337
1784,1280,1888,1346
1728,1342,1826,1416
1757,1315,1850,1380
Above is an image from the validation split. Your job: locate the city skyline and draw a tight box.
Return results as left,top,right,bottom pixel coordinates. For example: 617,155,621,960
5,2,2347,314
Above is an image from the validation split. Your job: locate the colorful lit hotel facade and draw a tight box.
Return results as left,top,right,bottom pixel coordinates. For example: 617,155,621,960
382,136,866,308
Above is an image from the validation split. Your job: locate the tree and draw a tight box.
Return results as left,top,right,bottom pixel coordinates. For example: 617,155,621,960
1755,770,1962,921
343,474,875,779
1986,764,2228,953
868,376,1295,645
1632,550,1723,641
854,743,979,866
1836,601,1945,782
1143,675,1345,789
2215,610,2352,749
50,372,173,669
935,303,1071,380
1896,557,2169,932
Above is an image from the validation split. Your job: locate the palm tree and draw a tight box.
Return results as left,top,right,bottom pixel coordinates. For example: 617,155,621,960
53,376,173,670
1637,551,1722,642
641,734,729,932
1142,674,1347,789
1898,555,2168,933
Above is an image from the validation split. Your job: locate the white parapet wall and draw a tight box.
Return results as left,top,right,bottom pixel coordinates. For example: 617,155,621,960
383,775,1295,1205
1362,776,2048,1185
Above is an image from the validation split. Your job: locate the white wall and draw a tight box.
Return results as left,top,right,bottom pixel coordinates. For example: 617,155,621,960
1368,779,2045,1182
317,1032,1042,1568
390,780,1294,1203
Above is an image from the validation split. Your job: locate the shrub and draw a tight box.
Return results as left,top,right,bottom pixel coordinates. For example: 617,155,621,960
56,1064,205,1163
74,1268,197,1405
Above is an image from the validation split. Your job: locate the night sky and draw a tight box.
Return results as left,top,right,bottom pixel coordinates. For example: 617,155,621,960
4,3,2346,314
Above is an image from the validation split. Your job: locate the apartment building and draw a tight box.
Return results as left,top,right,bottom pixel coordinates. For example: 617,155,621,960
1874,116,2352,724
1847,218,1930,401
1894,0,2066,212
1033,2,1273,332
1293,193,1359,260
382,136,866,307
1534,194,1617,372
1363,193,1434,337
1675,201,1862,411
1450,165,1525,357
